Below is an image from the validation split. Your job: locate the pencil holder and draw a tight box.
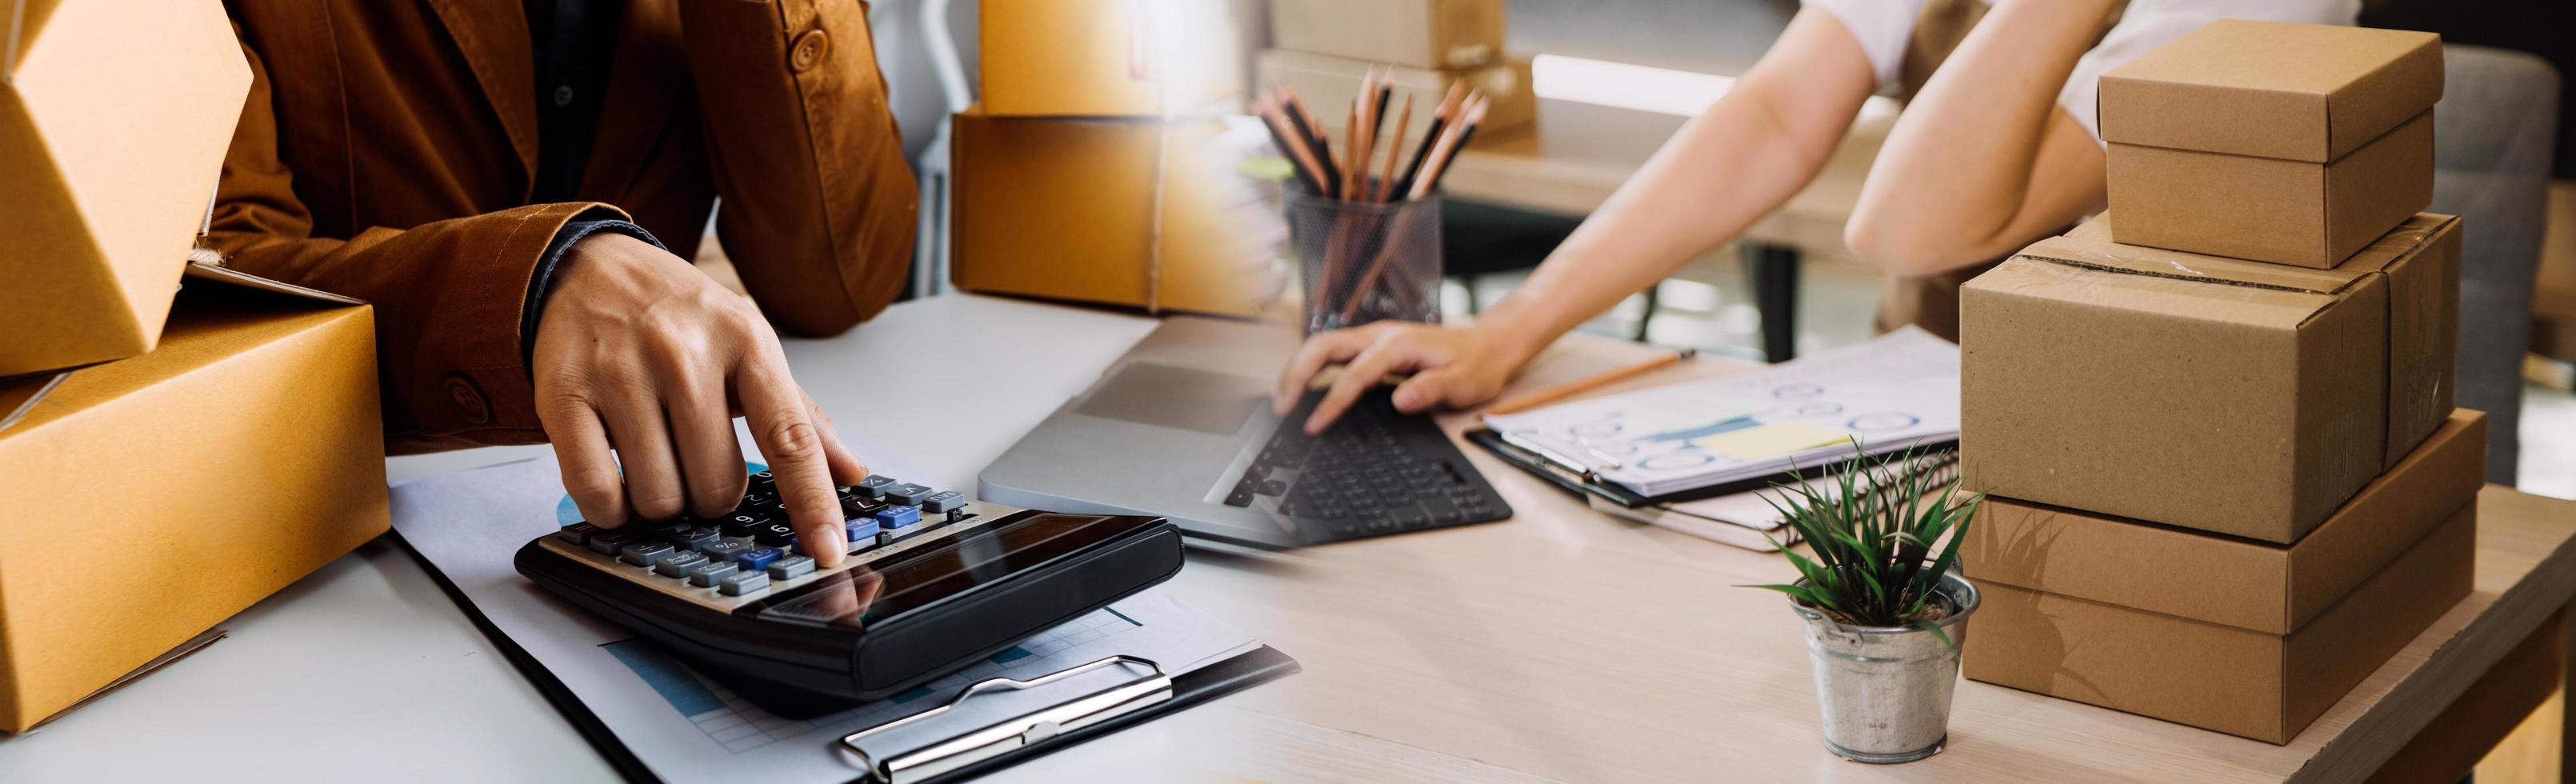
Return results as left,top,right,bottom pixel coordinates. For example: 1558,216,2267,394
1287,191,1442,335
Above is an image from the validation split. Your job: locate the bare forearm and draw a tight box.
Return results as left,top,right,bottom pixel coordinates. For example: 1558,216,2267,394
1473,11,1874,363
1847,0,2114,274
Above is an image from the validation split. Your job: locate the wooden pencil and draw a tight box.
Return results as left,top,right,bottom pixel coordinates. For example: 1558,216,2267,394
1483,349,1699,416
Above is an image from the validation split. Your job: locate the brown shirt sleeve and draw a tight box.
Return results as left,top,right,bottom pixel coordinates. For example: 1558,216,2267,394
678,0,919,337
206,35,622,454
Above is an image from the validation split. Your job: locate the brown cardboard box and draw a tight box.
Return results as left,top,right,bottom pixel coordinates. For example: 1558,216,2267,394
1966,410,2483,636
978,0,1256,117
0,0,254,377
0,264,386,732
2098,20,2442,268
1966,502,2474,744
948,106,1284,315
1961,214,2460,543
1254,49,1536,146
1269,0,1504,70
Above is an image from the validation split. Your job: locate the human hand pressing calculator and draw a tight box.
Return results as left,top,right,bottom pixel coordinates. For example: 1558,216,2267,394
517,470,1184,700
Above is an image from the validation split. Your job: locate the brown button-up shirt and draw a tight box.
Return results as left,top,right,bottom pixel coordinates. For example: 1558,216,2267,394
212,0,918,452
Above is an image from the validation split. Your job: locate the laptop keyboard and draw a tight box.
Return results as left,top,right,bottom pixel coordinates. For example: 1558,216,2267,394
1221,388,1511,542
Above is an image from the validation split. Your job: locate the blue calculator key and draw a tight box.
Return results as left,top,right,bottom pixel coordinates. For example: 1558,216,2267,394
884,483,934,506
874,505,921,529
619,542,676,566
736,547,782,573
655,551,710,577
854,475,896,498
685,561,739,587
845,518,882,549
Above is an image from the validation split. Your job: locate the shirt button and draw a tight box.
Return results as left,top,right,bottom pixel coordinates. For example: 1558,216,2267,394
791,29,830,72
446,375,492,425
553,85,576,106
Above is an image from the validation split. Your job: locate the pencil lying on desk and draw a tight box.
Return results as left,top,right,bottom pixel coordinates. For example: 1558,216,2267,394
1483,348,1699,416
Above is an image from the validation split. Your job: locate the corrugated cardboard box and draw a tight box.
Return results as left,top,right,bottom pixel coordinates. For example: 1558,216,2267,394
0,263,387,732
1961,214,2459,543
978,0,1255,117
2099,20,2442,268
1269,0,1503,70
949,106,1285,315
1966,502,2473,744
1254,49,1536,146
0,0,253,377
1966,410,2482,636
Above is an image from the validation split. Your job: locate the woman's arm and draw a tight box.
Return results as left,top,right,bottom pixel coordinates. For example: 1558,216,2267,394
1843,0,2117,275
1280,8,1882,431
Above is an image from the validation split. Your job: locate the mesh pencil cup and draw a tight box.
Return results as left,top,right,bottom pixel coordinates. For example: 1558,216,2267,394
1286,191,1442,335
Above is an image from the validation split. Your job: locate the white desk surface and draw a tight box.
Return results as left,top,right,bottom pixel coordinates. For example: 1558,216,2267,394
6,293,2574,783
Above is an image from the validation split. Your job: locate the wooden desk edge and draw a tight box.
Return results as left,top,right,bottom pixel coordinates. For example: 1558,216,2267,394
2293,486,2576,782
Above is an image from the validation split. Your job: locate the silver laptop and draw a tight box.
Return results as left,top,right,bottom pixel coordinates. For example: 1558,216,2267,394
978,317,1512,550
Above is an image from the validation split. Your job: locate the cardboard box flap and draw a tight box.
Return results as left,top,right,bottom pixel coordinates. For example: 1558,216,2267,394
0,261,365,438
2039,212,2457,296
2098,20,2442,162
0,370,70,434
182,259,366,306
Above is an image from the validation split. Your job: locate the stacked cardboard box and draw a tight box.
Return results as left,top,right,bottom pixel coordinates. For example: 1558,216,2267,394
0,2,390,731
1956,20,2465,744
1256,0,1534,147
949,0,1281,316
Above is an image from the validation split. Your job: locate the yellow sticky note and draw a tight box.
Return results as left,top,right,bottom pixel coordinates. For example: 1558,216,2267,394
1692,421,1848,460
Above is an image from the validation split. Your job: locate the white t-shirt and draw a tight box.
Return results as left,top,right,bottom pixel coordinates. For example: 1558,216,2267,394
1802,0,2360,143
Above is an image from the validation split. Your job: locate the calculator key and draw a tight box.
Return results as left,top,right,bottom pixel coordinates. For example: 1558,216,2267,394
619,542,676,566
655,551,710,577
874,505,922,530
718,570,770,596
845,518,882,550
721,514,767,537
686,561,738,587
755,522,797,546
768,555,816,580
586,531,632,555
842,496,887,518
737,547,782,573
920,490,966,514
1222,488,1254,507
674,527,722,552
884,483,934,506
557,523,599,545
853,475,897,498
645,520,694,542
699,539,752,563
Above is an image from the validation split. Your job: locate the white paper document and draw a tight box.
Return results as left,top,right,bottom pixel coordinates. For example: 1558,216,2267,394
390,456,1258,784
1483,326,1962,496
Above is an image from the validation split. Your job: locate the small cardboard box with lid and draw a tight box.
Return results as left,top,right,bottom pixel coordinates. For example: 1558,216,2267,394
2098,20,2442,268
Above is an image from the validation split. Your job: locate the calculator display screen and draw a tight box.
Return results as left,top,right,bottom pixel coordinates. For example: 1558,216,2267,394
749,513,1118,628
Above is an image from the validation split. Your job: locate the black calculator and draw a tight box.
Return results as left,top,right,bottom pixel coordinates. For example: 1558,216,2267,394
515,470,1183,702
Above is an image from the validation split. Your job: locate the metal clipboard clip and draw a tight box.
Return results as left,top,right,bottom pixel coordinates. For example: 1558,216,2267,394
840,654,1174,784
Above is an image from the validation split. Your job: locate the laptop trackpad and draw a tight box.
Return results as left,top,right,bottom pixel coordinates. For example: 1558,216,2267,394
1074,362,1266,436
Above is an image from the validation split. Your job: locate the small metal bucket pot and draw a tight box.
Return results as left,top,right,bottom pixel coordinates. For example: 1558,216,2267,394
1789,571,1978,764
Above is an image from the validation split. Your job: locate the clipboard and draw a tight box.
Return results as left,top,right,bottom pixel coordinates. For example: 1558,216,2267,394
396,534,1299,784
1463,427,1959,508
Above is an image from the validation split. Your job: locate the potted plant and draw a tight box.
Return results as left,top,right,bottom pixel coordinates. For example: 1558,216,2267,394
1746,447,1982,764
